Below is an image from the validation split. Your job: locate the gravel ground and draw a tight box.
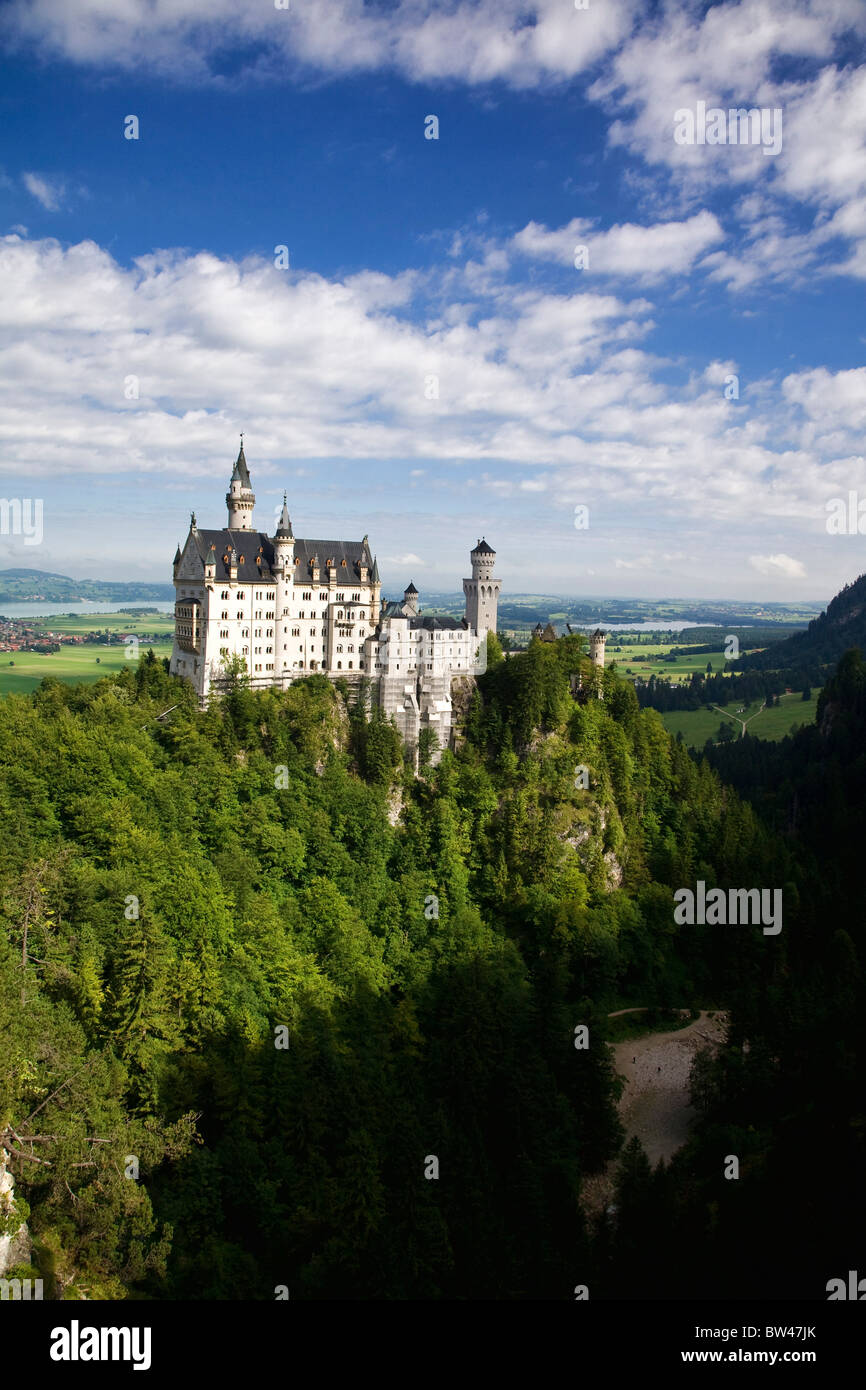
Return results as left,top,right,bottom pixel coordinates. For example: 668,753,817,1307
581,1010,728,1219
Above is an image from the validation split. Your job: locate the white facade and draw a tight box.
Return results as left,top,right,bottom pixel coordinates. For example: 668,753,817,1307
170,445,499,759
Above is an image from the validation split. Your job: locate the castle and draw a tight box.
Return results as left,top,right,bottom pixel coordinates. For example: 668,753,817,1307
170,442,501,757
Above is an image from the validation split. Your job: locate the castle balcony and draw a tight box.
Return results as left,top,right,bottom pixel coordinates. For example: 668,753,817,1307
175,598,201,653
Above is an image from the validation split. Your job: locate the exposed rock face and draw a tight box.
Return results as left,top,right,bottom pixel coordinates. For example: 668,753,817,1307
0,1149,32,1276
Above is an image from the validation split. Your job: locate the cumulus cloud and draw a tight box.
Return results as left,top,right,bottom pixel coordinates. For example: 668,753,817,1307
4,0,637,88
749,553,807,579
512,210,724,281
0,230,862,592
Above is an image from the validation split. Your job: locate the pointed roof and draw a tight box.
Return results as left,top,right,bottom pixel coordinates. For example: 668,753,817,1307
204,543,217,568
371,556,380,583
404,581,418,595
472,537,495,555
231,438,251,489
275,492,293,539
173,544,181,565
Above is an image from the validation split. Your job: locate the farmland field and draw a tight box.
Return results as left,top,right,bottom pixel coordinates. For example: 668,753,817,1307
0,645,156,695
31,611,175,638
661,691,819,747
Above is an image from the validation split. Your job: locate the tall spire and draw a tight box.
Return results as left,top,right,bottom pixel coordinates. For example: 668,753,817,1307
275,491,293,539
226,436,255,530
231,434,251,489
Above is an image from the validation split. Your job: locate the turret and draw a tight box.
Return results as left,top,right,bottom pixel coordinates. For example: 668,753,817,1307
589,628,607,668
403,581,419,616
370,555,381,624
463,537,501,634
226,437,255,530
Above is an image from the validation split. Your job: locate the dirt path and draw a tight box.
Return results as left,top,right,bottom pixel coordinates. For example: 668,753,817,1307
580,1010,728,1219
710,703,765,738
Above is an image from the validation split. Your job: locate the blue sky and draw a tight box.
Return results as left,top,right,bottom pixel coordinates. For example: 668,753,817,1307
1,0,865,600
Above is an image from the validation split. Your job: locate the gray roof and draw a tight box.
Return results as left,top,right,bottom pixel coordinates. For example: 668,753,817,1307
231,443,251,489
410,614,468,631
188,529,373,583
472,538,495,554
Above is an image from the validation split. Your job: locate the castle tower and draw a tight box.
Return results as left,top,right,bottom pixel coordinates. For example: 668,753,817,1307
225,437,255,530
403,582,419,616
463,538,501,634
370,555,382,625
589,628,607,668
273,493,294,678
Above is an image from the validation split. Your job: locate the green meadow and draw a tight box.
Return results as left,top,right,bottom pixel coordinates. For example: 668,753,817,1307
661,692,820,747
0,645,141,695
32,611,175,638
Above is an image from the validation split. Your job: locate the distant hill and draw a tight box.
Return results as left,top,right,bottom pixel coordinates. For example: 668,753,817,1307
0,568,174,604
735,572,866,672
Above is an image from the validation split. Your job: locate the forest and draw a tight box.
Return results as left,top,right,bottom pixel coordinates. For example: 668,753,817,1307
0,635,862,1299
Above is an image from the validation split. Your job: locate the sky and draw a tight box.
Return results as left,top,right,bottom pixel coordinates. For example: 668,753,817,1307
0,0,865,601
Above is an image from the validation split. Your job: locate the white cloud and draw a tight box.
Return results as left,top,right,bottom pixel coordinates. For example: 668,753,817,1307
4,0,637,88
749,553,807,579
0,232,862,594
22,172,65,211
513,210,724,281
386,553,423,567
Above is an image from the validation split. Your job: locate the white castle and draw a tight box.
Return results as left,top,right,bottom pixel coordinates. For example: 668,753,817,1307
170,441,501,757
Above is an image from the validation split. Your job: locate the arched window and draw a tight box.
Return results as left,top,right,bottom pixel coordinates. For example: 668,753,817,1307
337,661,342,669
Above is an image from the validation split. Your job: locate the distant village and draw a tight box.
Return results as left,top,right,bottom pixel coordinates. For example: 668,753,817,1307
0,616,164,655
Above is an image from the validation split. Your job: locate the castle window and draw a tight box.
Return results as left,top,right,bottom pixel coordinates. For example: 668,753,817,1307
303,592,311,601
291,628,300,637
359,611,365,619
236,612,243,620
299,611,304,619
348,661,353,669
352,592,360,601
220,647,228,656
341,559,347,567
319,593,327,601
337,661,342,670
221,611,228,619
336,593,344,602
336,645,343,653
221,591,230,600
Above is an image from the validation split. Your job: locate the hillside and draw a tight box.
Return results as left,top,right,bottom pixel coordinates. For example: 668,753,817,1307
0,642,861,1299
735,571,866,672
0,567,174,604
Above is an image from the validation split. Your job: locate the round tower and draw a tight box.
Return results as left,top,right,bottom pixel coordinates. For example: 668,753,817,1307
463,538,501,634
589,628,607,668
273,494,295,668
226,437,256,530
403,582,419,616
